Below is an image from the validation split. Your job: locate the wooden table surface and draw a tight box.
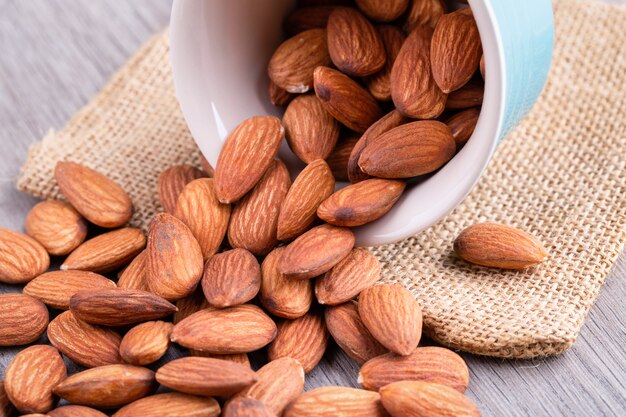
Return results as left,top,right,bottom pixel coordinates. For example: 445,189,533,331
1,1,625,416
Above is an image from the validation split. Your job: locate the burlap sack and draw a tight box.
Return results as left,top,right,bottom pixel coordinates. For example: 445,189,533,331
16,0,625,358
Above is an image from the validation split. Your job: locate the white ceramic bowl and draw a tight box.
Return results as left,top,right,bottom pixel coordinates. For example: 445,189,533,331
170,0,553,246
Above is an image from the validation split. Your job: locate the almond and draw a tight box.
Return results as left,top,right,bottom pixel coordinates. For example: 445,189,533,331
325,301,387,364
260,247,313,319
355,0,409,22
215,116,285,203
285,387,387,417
268,28,331,93
156,357,257,397
48,310,123,368
268,309,329,373
146,212,204,301
171,304,277,354
480,54,485,79
0,294,48,346
4,345,66,413
284,6,336,36
454,223,548,269
54,161,133,228
48,405,108,417
61,227,146,273
157,164,207,214
327,134,359,182
117,250,149,291
113,393,220,417
24,270,116,310
173,287,210,324
358,120,456,178
390,25,447,119
25,200,87,255
404,0,446,31
0,380,14,417
268,79,296,107
202,248,262,308
175,178,230,261
314,66,383,133
283,95,341,164
317,179,405,227
0,229,49,284
69,288,177,326
358,284,422,355
277,159,335,241
120,321,173,365
53,364,156,408
365,26,405,101
316,248,381,305
379,381,480,417
191,352,251,368
228,160,291,256
223,397,275,417
431,8,482,93
283,226,353,281
445,108,480,147
446,79,483,109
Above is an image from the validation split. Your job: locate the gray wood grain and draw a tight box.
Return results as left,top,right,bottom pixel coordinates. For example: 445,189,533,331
1,1,625,416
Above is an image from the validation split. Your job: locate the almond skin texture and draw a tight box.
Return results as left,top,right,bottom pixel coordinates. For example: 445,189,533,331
53,365,156,408
48,311,122,368
314,66,383,133
327,7,385,76
445,107,480,147
171,304,277,354
279,224,355,280
359,284,422,355
236,357,305,416
365,26,405,101
359,347,470,392
117,250,149,291
284,5,337,36
228,160,291,256
260,247,313,319
317,179,406,227
379,381,480,417
156,357,257,397
325,301,387,364
446,79,484,109
69,288,177,326
158,164,207,214
25,200,88,255
120,321,173,365
146,212,204,301
48,405,108,417
327,135,359,181
201,248,262,308
215,116,285,203
0,294,48,346
24,270,116,310
268,28,331,93
316,248,381,305
283,95,340,164
355,0,409,22
191,352,251,368
54,161,133,228
358,121,456,179
113,393,220,417
454,223,548,269
268,79,296,107
0,229,49,284
285,387,387,417
268,310,329,373
61,227,146,273
173,287,210,324
431,8,482,93
277,159,335,241
223,397,275,417
175,178,230,261
404,0,446,31
0,380,15,417
390,25,447,119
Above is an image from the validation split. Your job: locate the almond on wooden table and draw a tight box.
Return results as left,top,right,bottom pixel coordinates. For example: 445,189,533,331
327,134,359,182
355,0,409,22
404,0,446,31
0,229,49,284
113,393,221,417
25,200,87,255
0,294,48,347
157,164,207,214
48,405,108,417
285,386,387,417
365,25,405,101
120,321,173,365
446,79,484,109
284,5,337,36
380,381,480,417
117,250,148,291
223,397,276,417
445,107,480,147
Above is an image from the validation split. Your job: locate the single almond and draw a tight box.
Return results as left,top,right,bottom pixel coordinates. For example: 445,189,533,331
69,288,177,326
120,321,173,365
202,248,262,308
157,164,207,214
431,8,482,93
325,301,387,364
0,229,49,284
445,107,480,147
446,79,484,109
171,304,277,354
355,0,408,22
284,5,337,35
54,161,133,228
358,284,422,355
277,159,335,241
0,380,14,417
380,381,480,417
48,310,122,368
316,248,381,305
25,200,87,255
327,134,359,182
117,250,149,291
215,116,285,204
454,222,548,269
480,54,485,79
191,352,251,368
173,287,210,324
365,25,405,101
404,0,446,31
53,364,156,408
358,120,456,179
113,393,220,417
223,397,275,417
61,227,146,273
146,212,204,301
228,160,291,256
0,294,48,346
48,405,108,417
285,387,387,417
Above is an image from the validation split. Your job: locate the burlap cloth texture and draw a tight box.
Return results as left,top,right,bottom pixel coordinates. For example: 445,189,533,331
16,0,626,358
